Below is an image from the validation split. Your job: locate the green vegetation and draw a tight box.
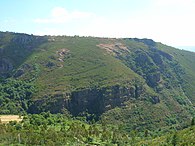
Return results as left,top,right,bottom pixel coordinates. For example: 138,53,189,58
0,79,35,114
157,43,195,105
138,124,195,146
0,113,132,145
0,32,195,144
0,113,194,145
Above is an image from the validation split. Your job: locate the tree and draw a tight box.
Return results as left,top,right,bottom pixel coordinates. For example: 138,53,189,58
144,129,149,137
171,132,178,146
191,117,195,126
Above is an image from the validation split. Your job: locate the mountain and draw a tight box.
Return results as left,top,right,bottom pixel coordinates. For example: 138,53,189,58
0,31,194,132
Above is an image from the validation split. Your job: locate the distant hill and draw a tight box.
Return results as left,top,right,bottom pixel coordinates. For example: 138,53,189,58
0,31,194,132
177,46,195,52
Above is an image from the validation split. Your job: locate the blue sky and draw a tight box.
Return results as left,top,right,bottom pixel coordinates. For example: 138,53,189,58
0,0,195,51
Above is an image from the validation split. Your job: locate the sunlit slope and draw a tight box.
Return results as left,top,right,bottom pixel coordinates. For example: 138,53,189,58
17,37,141,98
157,43,195,104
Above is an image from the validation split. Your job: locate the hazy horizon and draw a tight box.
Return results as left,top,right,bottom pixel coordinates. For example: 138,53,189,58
177,46,195,52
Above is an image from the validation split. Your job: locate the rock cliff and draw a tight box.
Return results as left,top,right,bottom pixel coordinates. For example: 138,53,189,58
28,84,145,117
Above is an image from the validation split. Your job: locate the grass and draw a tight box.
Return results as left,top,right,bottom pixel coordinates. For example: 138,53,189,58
19,37,141,98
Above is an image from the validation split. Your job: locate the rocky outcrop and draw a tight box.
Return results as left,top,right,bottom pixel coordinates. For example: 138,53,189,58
68,85,136,116
56,48,71,62
46,61,56,68
10,33,47,51
11,34,44,45
135,51,153,66
28,84,145,116
147,73,161,87
13,63,38,79
14,69,24,78
0,48,4,55
0,58,13,77
12,35,32,44
97,43,129,56
157,50,173,61
150,53,163,65
127,38,156,47
151,96,160,104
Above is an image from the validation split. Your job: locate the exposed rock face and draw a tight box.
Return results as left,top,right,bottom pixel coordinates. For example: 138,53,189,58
0,48,4,55
138,39,156,47
56,48,71,62
68,85,135,116
11,33,47,51
14,69,24,78
97,43,130,56
12,35,32,44
147,73,161,87
151,96,160,104
157,50,173,61
127,38,156,47
28,84,145,116
11,34,43,45
150,53,163,65
13,63,38,79
46,61,56,68
135,51,153,66
0,58,13,77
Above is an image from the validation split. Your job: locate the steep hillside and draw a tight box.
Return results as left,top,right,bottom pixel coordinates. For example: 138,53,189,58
0,32,46,78
0,31,194,132
157,43,195,104
138,125,195,146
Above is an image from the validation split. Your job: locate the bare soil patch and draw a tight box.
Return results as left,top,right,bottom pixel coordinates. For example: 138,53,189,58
0,115,23,123
97,43,129,55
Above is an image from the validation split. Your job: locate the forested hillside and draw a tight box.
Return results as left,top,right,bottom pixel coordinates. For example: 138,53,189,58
0,32,195,139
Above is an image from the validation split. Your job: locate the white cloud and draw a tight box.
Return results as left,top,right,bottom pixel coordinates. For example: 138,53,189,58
51,7,68,18
84,14,194,46
34,7,93,24
33,2,195,46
